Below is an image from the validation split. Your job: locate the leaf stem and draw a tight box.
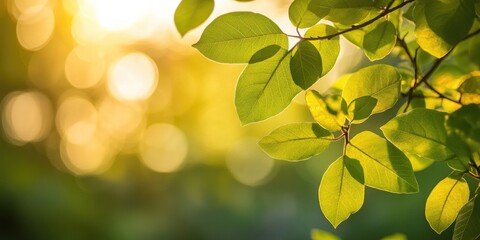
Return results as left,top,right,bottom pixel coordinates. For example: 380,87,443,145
341,125,350,155
299,0,414,41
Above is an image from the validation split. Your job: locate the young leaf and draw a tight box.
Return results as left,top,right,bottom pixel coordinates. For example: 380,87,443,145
347,131,418,193
288,0,328,28
342,64,401,114
258,123,333,161
363,20,397,61
193,12,287,63
235,48,300,124
174,0,214,37
347,95,377,124
305,90,342,132
311,229,341,240
319,156,365,228
447,105,480,151
381,108,456,162
453,195,480,240
304,24,340,78
290,41,322,89
425,172,470,234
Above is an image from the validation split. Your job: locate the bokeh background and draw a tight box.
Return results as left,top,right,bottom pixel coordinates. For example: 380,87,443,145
0,0,457,239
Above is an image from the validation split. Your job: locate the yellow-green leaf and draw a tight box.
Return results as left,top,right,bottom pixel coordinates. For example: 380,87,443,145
347,95,377,124
319,156,364,228
174,0,214,37
363,20,397,61
425,172,470,234
259,123,332,161
305,90,342,132
453,195,480,240
311,229,341,240
347,131,418,193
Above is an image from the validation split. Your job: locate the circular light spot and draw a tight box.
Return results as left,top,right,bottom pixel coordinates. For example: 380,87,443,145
226,139,276,186
1,91,52,145
139,123,188,173
60,136,111,175
90,0,149,31
98,97,144,138
56,95,98,144
108,52,158,101
14,0,49,13
16,6,54,51
65,46,106,89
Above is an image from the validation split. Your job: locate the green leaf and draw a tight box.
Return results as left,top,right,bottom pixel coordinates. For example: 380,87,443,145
288,0,328,28
453,195,480,240
305,90,343,132
424,0,475,47
311,229,341,240
404,151,434,172
193,12,287,63
315,0,374,8
290,41,322,89
425,172,470,234
235,48,300,124
413,2,451,58
447,105,480,151
363,20,397,61
342,64,401,114
174,0,214,37
446,134,472,172
304,24,340,77
347,96,377,124
381,108,456,161
259,123,333,161
319,156,364,228
459,76,480,104
347,131,418,193
325,8,371,25
381,233,408,240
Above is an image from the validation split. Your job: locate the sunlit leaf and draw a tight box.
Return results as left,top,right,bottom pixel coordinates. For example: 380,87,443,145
288,0,328,28
404,151,434,172
193,12,287,63
305,90,342,132
290,41,322,89
174,0,214,37
319,156,364,228
425,172,469,234
347,131,418,193
381,233,408,240
342,64,401,114
459,76,480,104
424,0,474,47
311,229,341,240
259,123,333,161
235,48,300,124
363,20,397,61
447,105,480,151
315,0,373,8
453,195,480,240
381,108,456,162
347,95,377,124
304,24,340,77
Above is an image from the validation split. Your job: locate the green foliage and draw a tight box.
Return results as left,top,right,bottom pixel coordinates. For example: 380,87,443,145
319,156,364,228
186,0,480,238
258,123,332,161
425,172,469,234
174,0,214,36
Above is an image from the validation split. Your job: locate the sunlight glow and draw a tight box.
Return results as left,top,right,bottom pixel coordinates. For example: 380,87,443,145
16,5,55,51
139,124,188,173
226,139,276,186
56,95,98,144
60,136,112,175
108,52,158,101
65,46,106,89
1,91,52,145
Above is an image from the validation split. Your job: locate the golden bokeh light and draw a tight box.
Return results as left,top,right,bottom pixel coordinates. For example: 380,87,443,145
1,91,53,145
226,139,276,186
16,5,55,51
97,96,144,140
64,46,106,89
139,123,188,173
60,135,112,175
108,52,158,101
56,94,98,144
